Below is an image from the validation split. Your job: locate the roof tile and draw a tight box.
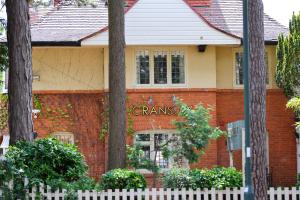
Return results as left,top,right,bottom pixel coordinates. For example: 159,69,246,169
22,0,288,44
186,0,211,7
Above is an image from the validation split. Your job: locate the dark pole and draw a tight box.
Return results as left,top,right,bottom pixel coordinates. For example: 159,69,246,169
243,0,253,199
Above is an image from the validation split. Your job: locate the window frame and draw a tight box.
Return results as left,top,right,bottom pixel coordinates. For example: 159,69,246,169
134,48,188,88
232,49,272,88
133,129,185,174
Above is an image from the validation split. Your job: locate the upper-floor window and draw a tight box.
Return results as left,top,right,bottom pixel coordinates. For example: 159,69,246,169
235,52,269,86
136,50,185,86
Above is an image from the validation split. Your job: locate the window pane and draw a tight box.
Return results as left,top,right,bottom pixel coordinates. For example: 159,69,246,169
135,134,150,142
265,53,269,84
154,52,167,84
235,52,243,85
235,52,269,85
141,146,150,160
136,51,150,84
171,51,185,84
154,134,169,168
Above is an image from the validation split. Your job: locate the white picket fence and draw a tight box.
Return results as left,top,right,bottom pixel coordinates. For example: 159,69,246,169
1,186,300,200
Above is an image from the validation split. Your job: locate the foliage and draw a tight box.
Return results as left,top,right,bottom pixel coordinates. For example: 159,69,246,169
99,95,135,140
169,100,224,163
287,97,300,128
0,138,93,189
162,167,243,189
127,145,159,174
99,169,147,190
276,12,300,97
162,168,196,189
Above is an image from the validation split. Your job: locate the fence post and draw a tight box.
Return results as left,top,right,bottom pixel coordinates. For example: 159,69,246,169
211,188,216,200
122,189,127,200
78,190,83,200
292,187,297,200
137,188,142,200
108,189,113,200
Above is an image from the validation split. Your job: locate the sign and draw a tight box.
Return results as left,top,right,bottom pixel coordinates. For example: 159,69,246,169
131,105,177,116
227,120,245,151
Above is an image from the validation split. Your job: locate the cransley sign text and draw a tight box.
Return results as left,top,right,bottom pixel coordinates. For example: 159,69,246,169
132,105,177,116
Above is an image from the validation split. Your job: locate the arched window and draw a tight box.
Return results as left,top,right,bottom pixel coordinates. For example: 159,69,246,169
51,132,74,145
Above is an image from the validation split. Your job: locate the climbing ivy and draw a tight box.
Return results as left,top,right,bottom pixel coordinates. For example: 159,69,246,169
99,95,136,140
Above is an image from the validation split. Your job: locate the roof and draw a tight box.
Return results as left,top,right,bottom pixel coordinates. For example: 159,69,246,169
195,0,288,43
4,0,288,45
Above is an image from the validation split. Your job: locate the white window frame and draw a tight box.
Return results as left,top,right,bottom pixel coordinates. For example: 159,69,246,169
134,129,187,174
232,49,272,88
1,69,8,94
134,48,188,88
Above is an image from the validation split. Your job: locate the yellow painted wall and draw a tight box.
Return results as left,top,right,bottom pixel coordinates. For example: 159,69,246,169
216,45,278,89
31,45,278,91
32,47,104,91
104,46,217,89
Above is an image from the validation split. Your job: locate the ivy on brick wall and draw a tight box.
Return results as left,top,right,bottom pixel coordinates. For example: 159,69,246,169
99,95,140,140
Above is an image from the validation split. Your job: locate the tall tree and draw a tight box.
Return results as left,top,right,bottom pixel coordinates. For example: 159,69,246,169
276,12,300,98
6,0,34,144
249,0,268,199
107,0,126,169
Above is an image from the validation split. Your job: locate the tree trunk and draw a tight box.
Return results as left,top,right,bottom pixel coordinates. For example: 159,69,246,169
6,0,33,144
107,0,126,170
249,0,268,199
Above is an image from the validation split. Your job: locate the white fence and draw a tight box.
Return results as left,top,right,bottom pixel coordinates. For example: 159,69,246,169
1,185,300,200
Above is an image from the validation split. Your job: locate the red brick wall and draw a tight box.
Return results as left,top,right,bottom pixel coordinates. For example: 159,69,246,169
33,89,296,186
33,93,106,179
216,89,297,186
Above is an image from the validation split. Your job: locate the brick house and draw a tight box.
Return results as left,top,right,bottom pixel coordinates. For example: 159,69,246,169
2,0,296,186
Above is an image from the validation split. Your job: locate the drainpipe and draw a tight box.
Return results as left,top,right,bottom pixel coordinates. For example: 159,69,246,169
242,0,253,199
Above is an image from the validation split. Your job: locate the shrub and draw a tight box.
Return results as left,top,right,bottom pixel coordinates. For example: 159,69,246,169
162,168,195,189
0,138,94,189
192,167,243,189
99,169,147,190
189,169,213,189
162,167,242,189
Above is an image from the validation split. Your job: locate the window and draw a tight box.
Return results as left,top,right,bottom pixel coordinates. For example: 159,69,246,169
154,51,168,84
136,50,185,86
52,132,74,144
1,68,8,93
134,130,188,169
171,51,185,84
235,52,269,85
135,132,174,169
136,51,150,84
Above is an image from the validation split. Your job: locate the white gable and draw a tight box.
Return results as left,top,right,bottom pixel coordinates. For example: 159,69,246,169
81,0,241,46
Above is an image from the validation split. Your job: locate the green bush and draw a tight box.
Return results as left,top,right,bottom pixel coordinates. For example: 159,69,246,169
162,167,242,189
0,138,95,190
99,169,147,190
192,167,243,189
162,168,195,189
